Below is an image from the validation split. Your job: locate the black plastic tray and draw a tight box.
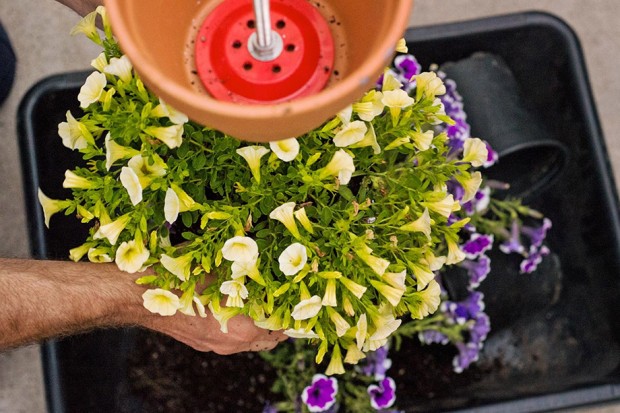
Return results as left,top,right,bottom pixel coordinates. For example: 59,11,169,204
17,11,620,413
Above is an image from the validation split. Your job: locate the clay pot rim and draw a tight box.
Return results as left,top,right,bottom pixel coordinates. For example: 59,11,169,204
103,0,413,122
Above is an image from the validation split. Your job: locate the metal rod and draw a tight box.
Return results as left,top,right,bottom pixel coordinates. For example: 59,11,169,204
249,0,283,61
253,0,272,49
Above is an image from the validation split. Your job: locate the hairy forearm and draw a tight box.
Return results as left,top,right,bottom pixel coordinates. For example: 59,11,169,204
0,258,145,349
54,0,103,16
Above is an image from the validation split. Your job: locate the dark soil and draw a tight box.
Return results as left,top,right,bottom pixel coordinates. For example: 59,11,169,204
125,330,482,413
126,332,278,413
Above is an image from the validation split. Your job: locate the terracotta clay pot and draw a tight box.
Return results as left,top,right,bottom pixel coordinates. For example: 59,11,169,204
103,0,413,142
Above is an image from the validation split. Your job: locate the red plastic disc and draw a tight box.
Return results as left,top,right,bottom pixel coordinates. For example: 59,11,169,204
195,0,335,104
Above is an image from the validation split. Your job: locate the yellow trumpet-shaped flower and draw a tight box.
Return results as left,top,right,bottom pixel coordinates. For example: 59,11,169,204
220,280,249,308
344,343,366,364
356,313,368,350
355,90,384,122
294,207,314,234
337,105,353,125
395,38,408,53
269,202,302,240
69,242,92,262
91,52,108,72
410,130,434,151
446,238,466,265
58,110,93,150
142,289,180,316
104,55,133,83
160,252,193,282
278,242,307,276
370,280,405,307
355,245,390,276
382,69,402,92
399,208,432,239
105,133,139,171
327,308,351,338
115,238,150,273
221,236,259,262
127,155,167,188
63,170,95,189
208,303,241,333
120,166,143,206
231,258,265,286
408,279,441,319
415,71,446,100
320,149,355,185
462,137,489,167
37,189,70,228
269,138,300,162
145,124,184,149
164,188,180,224
458,171,483,203
87,247,113,263
283,328,320,339
78,71,107,108
410,261,435,291
349,124,381,155
93,213,131,245
339,277,367,300
424,193,461,218
382,269,407,290
333,120,367,147
70,10,99,43
325,344,345,376
236,145,270,184
291,295,322,321
322,279,338,307
151,98,188,125
382,89,415,125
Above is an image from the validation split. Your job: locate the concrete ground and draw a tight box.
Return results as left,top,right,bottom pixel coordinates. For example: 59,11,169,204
0,0,618,412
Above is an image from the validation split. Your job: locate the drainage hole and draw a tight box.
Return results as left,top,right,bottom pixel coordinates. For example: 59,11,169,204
285,44,296,52
272,65,282,73
232,40,242,49
247,19,255,29
276,20,286,29
243,62,253,71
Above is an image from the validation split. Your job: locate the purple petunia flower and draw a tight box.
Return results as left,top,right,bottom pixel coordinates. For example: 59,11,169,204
483,141,498,168
521,217,552,248
499,220,525,254
447,179,466,201
394,54,421,88
452,342,481,373
459,254,491,288
470,312,491,344
301,374,338,413
262,402,278,413
361,345,392,380
368,377,397,410
462,233,494,258
520,245,550,274
418,329,450,345
462,186,491,215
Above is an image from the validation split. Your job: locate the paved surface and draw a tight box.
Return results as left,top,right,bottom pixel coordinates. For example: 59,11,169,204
0,0,618,412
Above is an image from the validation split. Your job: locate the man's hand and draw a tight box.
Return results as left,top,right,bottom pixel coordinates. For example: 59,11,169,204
0,258,286,353
144,311,286,355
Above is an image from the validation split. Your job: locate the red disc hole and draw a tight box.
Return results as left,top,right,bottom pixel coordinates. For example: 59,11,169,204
246,19,255,29
276,19,286,29
272,65,282,73
243,62,253,71
285,44,296,52
232,40,242,49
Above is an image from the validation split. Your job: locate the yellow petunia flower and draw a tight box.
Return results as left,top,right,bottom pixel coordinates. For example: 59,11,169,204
142,289,180,316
